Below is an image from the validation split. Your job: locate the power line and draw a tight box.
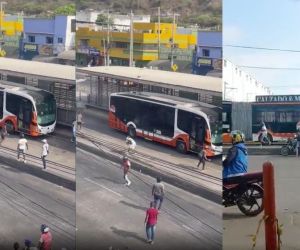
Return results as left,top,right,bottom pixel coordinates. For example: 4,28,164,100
238,65,300,70
225,44,300,53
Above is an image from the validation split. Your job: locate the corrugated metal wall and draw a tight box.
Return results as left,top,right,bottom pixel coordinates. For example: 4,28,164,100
231,102,252,140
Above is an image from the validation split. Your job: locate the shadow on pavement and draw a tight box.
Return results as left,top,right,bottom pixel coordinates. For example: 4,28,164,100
94,176,123,185
110,226,146,243
119,200,147,211
0,156,75,191
223,212,250,220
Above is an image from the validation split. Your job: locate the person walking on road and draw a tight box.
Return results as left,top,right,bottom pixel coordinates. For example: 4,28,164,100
126,136,136,154
259,122,269,148
144,201,159,244
197,146,211,170
41,139,49,169
0,124,8,145
24,239,38,250
152,177,165,210
71,120,77,143
77,111,83,130
38,224,52,250
13,242,20,250
122,155,131,186
296,129,300,157
17,133,28,163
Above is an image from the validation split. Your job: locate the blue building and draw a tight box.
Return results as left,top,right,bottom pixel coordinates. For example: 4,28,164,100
192,31,222,77
21,15,75,60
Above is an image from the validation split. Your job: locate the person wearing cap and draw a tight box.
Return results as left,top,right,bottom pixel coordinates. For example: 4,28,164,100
38,224,52,250
122,155,131,186
41,139,49,169
17,133,28,163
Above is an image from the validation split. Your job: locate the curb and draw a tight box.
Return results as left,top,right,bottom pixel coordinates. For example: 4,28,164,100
77,142,221,204
0,155,75,191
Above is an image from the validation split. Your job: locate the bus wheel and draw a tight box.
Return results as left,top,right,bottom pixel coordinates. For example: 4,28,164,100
5,120,14,134
128,125,136,138
176,140,187,154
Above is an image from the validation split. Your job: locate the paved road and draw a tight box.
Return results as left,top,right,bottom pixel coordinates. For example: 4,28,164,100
78,107,221,173
76,148,222,250
0,156,75,250
223,155,300,250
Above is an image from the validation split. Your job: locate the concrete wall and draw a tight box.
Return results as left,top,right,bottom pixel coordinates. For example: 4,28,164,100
231,102,253,140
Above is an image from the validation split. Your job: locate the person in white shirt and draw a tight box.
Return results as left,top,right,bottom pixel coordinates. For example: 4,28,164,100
126,136,136,154
77,112,83,130
71,120,77,143
17,133,28,163
41,139,49,169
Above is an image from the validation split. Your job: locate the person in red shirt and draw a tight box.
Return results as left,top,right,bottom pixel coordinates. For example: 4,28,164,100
144,201,159,244
122,155,131,186
38,224,52,250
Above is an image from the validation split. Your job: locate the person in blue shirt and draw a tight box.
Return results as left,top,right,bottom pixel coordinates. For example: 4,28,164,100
223,130,248,179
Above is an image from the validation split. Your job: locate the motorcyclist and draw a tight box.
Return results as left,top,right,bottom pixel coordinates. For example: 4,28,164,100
259,122,269,146
223,130,248,180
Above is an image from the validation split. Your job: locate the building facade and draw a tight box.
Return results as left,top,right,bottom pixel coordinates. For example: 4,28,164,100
223,59,272,102
76,22,196,67
21,15,75,60
192,31,222,76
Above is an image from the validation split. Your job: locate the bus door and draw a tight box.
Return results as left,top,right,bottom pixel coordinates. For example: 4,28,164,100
0,91,3,121
190,116,205,152
140,114,154,140
18,98,33,133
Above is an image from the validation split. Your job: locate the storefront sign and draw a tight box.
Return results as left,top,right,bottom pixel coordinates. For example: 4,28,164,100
23,43,38,52
256,95,300,103
197,57,212,66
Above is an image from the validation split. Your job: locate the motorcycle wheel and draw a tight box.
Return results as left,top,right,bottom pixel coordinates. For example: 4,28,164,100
281,146,289,156
236,184,264,216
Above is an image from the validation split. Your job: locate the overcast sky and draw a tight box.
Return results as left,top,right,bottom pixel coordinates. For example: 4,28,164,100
223,0,300,95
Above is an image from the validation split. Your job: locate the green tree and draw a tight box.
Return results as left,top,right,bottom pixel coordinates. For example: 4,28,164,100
96,14,113,25
54,4,76,16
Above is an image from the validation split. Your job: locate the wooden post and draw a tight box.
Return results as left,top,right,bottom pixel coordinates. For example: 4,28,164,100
263,161,277,250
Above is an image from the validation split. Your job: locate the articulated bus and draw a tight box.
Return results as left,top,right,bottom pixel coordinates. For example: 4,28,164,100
0,82,56,136
108,92,222,156
252,95,300,142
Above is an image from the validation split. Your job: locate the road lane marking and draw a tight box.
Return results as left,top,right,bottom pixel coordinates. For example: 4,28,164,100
84,177,122,197
182,224,197,233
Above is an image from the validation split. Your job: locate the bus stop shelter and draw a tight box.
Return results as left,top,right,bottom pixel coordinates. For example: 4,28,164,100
0,58,76,126
77,66,222,110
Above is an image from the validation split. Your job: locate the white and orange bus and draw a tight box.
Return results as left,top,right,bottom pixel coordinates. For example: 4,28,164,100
252,95,300,142
108,92,222,156
0,82,56,136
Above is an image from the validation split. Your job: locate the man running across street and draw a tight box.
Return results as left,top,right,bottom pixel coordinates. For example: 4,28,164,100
144,201,159,244
41,139,49,169
17,133,28,163
122,155,131,186
152,177,165,210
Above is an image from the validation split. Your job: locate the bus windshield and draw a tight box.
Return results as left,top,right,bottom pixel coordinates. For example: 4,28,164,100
35,93,56,126
210,120,222,145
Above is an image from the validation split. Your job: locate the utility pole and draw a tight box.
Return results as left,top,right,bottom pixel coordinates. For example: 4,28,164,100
103,38,107,66
157,7,160,60
129,10,134,67
0,2,7,37
106,9,110,66
170,12,176,68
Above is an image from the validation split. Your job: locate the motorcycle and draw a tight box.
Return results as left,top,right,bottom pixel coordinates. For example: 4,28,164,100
258,131,271,145
223,172,264,216
281,137,297,156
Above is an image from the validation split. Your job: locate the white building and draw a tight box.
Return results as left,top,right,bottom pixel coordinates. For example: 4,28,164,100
76,10,150,31
223,59,272,102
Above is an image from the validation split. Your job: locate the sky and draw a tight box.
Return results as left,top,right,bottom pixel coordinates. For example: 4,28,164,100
223,0,300,95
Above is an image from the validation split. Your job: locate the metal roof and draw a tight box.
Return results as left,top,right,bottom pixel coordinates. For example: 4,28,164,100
77,66,221,93
0,58,75,82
